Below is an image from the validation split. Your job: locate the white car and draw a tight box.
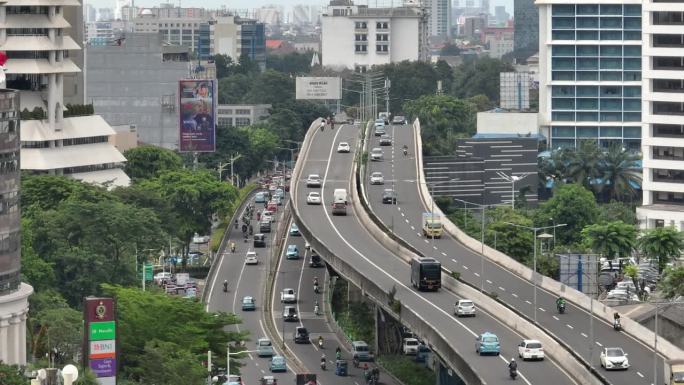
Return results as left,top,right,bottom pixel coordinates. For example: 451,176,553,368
370,147,383,161
153,272,172,284
280,288,296,303
306,174,321,187
454,299,476,317
370,172,384,185
518,339,544,361
261,212,274,223
245,251,258,265
600,347,629,370
307,192,321,205
402,338,420,355
337,142,351,153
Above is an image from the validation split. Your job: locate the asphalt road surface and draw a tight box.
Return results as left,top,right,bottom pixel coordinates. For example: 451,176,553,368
364,122,663,385
294,123,578,385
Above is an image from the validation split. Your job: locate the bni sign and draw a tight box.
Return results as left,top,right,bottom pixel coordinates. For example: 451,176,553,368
84,298,117,385
295,77,341,100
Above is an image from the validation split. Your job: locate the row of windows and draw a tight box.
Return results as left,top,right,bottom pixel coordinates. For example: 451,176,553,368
217,117,252,127
551,111,641,122
552,17,641,30
653,79,684,93
552,45,640,57
653,12,684,26
552,71,641,81
552,85,641,97
0,151,19,175
552,138,640,150
0,232,19,254
355,44,390,53
653,168,684,184
7,6,51,14
653,146,684,161
552,4,641,17
653,57,684,71
551,125,641,138
653,34,684,48
552,98,641,111
0,120,17,135
653,102,684,116
0,191,19,216
62,136,108,147
355,34,389,42
552,58,641,70
354,21,390,29
653,191,684,206
551,30,641,41
6,28,49,36
654,124,684,138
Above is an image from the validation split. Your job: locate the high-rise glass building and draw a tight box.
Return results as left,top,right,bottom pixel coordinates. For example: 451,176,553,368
514,0,539,60
538,1,643,150
637,1,684,229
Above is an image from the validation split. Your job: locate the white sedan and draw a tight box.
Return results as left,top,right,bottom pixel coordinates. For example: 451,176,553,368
600,347,629,370
280,288,296,303
337,142,351,153
307,192,322,205
454,299,475,317
245,251,258,265
370,172,384,185
517,339,544,361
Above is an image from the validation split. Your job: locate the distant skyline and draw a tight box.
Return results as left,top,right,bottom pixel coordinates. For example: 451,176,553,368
87,0,514,16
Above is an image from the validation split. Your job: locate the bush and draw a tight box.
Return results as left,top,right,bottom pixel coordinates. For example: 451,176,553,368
210,183,259,253
451,271,461,280
377,354,436,385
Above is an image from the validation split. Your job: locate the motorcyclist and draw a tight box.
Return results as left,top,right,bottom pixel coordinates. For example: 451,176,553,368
402,144,408,156
230,241,236,253
556,296,566,311
313,277,319,293
318,335,324,348
336,347,342,360
508,358,518,377
223,280,228,292
613,312,621,328
314,300,320,315
320,354,326,370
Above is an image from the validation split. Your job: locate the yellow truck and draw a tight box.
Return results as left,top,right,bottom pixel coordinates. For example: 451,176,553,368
422,212,443,239
665,359,684,385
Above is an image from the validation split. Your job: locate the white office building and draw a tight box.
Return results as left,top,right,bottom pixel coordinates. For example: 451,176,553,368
637,1,684,230
1,0,130,188
537,1,643,151
321,0,428,71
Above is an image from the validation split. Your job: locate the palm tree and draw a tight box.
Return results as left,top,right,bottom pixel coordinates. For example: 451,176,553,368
597,144,642,202
639,227,683,272
565,140,602,189
581,220,637,259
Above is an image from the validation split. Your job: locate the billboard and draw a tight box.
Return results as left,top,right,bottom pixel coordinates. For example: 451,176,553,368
296,77,341,100
179,79,216,152
83,298,117,385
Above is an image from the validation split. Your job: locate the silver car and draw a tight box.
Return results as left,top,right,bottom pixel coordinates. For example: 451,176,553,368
370,172,384,185
370,148,383,161
455,299,475,317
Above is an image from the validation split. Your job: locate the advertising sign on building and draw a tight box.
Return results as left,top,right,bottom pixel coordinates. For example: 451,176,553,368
179,79,216,152
84,298,117,385
295,77,341,100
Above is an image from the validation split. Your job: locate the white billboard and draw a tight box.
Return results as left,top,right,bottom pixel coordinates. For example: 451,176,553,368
296,77,341,100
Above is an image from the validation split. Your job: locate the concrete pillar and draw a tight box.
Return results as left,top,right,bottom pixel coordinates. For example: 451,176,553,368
47,73,56,128
18,311,27,364
9,314,22,363
347,283,364,304
0,315,10,363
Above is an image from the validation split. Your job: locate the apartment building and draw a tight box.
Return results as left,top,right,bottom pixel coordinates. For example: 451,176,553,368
537,1,643,151
321,0,428,71
1,0,130,187
637,1,684,229
216,104,271,127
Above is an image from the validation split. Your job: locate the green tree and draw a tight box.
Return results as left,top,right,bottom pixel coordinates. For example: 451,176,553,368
37,307,83,365
213,54,235,79
123,145,183,181
451,57,514,102
380,61,440,113
581,221,637,259
266,51,313,75
244,70,295,105
659,266,684,299
435,60,454,92
244,126,281,174
21,175,110,213
27,289,69,361
467,94,495,112
0,362,24,385
236,54,260,75
403,94,475,155
139,170,238,249
268,108,303,142
639,227,684,272
218,74,252,104
101,285,245,381
597,144,642,202
138,340,208,385
536,184,599,246
598,201,637,225
440,43,461,56
566,140,602,189
486,207,534,261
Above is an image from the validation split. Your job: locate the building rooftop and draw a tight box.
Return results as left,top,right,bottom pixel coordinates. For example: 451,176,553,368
69,168,131,189
21,142,126,171
21,115,116,142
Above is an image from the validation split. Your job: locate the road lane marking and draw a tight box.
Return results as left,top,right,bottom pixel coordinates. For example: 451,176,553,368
486,279,492,284
581,333,588,338
424,239,429,243
433,246,438,250
566,324,574,330
401,212,405,217
512,293,518,298
525,300,532,304
553,316,559,321
463,266,469,270
595,341,602,347
474,273,480,277
637,372,644,378
499,286,506,292
410,225,415,230
441,252,447,256
539,307,545,312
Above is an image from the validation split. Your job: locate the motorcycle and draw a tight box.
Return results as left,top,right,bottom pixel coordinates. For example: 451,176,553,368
318,337,324,349
613,319,622,331
223,282,228,293
314,284,320,294
320,359,326,370
403,148,408,156
509,368,518,380
557,302,566,314
314,304,320,316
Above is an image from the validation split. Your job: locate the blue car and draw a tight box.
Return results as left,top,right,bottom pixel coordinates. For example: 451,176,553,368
286,244,299,259
241,296,256,311
289,223,300,236
476,332,500,355
270,355,287,372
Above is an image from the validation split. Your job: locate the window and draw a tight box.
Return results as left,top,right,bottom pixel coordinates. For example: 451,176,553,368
0,191,19,216
355,22,368,29
552,126,575,137
0,151,18,174
653,146,684,161
653,79,684,93
217,117,233,126
654,57,684,70
376,34,389,42
654,102,684,116
235,109,251,115
653,34,684,48
376,22,389,29
653,168,684,184
235,118,251,126
355,65,368,73
0,232,19,254
218,108,233,114
355,44,368,53
654,124,684,138
376,44,389,53
355,34,367,41
653,12,684,25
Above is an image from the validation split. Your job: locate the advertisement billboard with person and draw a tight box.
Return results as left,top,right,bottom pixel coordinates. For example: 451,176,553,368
179,79,216,152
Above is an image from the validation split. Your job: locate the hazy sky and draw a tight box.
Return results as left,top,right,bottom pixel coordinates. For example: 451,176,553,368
88,0,514,16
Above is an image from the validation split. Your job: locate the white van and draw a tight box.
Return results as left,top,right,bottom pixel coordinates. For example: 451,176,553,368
333,188,348,204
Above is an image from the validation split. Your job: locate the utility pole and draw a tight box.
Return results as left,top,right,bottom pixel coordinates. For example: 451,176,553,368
217,153,242,185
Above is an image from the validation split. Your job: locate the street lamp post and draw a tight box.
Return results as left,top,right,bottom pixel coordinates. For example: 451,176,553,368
217,153,242,186
225,345,256,378
496,172,532,209
424,178,460,259
504,222,567,323
453,197,487,292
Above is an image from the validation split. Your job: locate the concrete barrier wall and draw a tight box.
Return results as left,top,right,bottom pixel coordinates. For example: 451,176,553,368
411,118,684,361
291,120,484,385
355,123,601,385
